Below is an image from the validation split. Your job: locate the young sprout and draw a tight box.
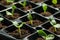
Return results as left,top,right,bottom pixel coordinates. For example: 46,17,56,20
0,17,4,23
37,30,55,40
6,4,16,16
49,16,60,32
42,3,47,13
19,0,26,8
27,11,33,25
12,21,25,37
6,0,14,3
52,0,57,5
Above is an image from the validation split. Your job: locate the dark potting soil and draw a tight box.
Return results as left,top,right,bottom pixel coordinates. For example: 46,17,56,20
36,37,44,40
8,29,30,39
5,13,20,20
26,20,43,27
30,0,43,3
52,4,60,8
0,23,6,29
21,4,32,11
0,0,13,5
40,11,52,17
48,27,60,35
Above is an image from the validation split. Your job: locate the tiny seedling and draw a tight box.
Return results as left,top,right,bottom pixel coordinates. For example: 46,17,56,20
42,3,47,13
6,4,16,16
52,0,57,5
19,0,26,8
12,21,25,37
6,0,14,3
49,16,60,32
37,30,55,40
27,11,33,25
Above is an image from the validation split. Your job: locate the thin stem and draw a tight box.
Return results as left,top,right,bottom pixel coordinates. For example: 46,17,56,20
30,20,33,25
54,27,57,32
18,28,21,38
12,8,14,16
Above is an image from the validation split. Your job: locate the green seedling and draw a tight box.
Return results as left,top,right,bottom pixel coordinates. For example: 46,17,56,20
0,17,4,23
6,0,14,3
12,21,25,37
6,4,16,16
42,3,47,13
27,12,33,25
49,16,60,32
52,0,57,5
19,0,26,8
37,30,55,40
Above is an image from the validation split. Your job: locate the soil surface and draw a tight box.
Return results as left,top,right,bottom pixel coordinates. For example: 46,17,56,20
21,4,32,11
0,0,13,5
53,4,60,8
40,11,52,17
49,27,60,35
36,37,44,40
5,13,20,20
0,23,6,29
30,0,43,3
26,20,43,27
8,29,30,39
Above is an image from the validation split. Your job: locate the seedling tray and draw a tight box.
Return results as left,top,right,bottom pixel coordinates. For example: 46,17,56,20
0,0,60,40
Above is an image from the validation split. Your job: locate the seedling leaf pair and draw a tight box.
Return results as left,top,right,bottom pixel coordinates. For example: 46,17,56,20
42,3,47,13
19,0,26,8
37,30,55,40
49,16,60,28
52,0,57,5
0,17,4,22
6,5,16,16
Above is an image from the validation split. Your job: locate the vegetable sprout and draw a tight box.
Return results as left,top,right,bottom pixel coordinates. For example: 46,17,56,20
6,0,14,3
12,21,25,37
19,0,26,8
52,0,57,5
42,3,47,13
37,30,55,40
49,16,60,32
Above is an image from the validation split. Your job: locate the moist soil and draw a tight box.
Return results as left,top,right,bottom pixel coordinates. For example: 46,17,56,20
26,20,43,27
48,27,60,35
36,37,44,40
40,11,52,17
30,0,43,3
52,4,60,9
0,23,6,29
21,4,32,11
0,0,13,5
5,13,20,20
8,29,30,39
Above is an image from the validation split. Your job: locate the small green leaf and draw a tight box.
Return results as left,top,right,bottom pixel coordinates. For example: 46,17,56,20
0,17,4,22
6,11,12,15
37,30,47,37
27,13,33,21
12,5,16,15
19,0,26,8
46,34,55,40
12,21,18,27
42,3,47,13
49,16,56,25
53,24,60,28
6,0,14,3
52,0,57,5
